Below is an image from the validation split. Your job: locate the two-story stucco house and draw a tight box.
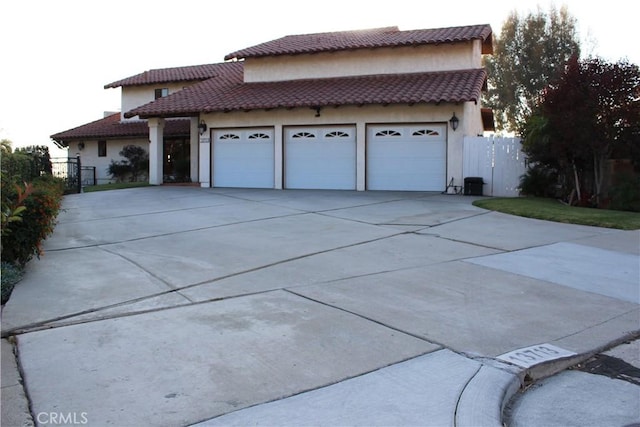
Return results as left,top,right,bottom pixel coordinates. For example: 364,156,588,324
52,24,494,190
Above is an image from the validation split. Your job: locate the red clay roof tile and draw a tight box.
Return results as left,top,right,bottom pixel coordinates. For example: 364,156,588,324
125,68,487,118
104,63,235,88
50,113,190,145
224,24,492,60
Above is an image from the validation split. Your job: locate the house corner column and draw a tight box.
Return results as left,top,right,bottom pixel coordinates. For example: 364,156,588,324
356,122,366,191
190,117,199,183
274,124,283,189
148,118,165,185
199,123,211,187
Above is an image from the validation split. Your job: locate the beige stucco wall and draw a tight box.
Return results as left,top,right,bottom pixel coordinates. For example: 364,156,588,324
243,41,482,82
198,102,481,190
120,82,199,120
73,138,149,185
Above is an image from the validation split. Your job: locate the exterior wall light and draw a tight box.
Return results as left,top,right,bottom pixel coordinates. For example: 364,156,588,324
449,113,459,131
198,120,208,135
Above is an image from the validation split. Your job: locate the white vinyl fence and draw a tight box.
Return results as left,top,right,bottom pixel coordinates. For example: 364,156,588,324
463,136,527,197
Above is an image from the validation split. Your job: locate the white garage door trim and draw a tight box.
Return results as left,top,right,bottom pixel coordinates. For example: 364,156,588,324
284,125,356,190
367,124,446,191
212,128,274,188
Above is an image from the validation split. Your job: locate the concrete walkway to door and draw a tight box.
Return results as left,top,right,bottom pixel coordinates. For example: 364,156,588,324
2,187,638,426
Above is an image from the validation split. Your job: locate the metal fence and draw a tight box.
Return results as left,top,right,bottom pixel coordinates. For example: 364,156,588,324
51,156,96,193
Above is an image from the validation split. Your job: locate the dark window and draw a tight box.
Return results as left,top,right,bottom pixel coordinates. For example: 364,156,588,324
98,140,107,157
154,88,169,99
248,133,270,139
292,132,315,139
375,130,402,137
412,129,440,136
325,131,349,138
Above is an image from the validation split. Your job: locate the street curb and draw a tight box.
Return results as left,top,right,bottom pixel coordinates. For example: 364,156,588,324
499,332,640,425
526,332,640,383
456,365,521,427
1,338,34,427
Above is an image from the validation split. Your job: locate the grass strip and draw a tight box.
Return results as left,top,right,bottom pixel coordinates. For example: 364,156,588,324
473,197,640,230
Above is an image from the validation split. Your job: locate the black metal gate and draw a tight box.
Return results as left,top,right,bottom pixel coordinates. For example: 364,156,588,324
51,156,96,193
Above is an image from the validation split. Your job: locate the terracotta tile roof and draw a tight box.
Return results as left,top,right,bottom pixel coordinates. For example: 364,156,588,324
50,113,190,145
125,68,487,118
104,62,235,88
225,24,493,60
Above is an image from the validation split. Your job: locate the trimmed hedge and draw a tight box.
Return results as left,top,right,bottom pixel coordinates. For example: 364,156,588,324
1,262,24,304
1,174,65,266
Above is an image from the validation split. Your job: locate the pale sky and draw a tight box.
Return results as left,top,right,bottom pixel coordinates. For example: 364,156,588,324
1,0,638,156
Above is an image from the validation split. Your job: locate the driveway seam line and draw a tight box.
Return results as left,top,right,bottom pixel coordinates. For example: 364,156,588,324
551,308,640,342
2,289,282,336
45,212,308,252
283,288,445,348
3,232,412,336
55,201,253,225
99,246,175,290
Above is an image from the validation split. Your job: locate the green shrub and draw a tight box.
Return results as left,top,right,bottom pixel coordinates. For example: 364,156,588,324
1,178,32,239
1,175,65,266
1,261,24,304
107,160,131,182
107,145,149,182
608,171,640,212
519,164,558,197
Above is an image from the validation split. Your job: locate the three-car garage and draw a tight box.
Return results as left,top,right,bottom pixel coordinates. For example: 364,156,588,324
211,123,447,191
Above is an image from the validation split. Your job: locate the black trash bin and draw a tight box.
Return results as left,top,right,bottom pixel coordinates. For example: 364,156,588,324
464,177,484,196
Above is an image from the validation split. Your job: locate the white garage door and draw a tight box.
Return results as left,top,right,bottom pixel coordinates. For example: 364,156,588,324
367,124,446,191
213,128,274,188
285,126,356,190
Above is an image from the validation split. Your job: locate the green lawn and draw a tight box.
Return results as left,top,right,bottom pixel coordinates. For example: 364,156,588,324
82,182,150,193
473,197,640,230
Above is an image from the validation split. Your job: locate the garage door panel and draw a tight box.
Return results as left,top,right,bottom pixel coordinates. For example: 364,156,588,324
213,129,274,188
285,126,356,190
367,124,446,191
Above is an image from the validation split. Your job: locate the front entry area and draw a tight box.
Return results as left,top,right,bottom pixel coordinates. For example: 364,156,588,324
366,124,447,191
284,125,356,190
164,138,190,183
212,128,275,188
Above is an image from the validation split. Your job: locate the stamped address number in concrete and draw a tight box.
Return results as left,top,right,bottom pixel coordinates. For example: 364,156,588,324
497,343,577,368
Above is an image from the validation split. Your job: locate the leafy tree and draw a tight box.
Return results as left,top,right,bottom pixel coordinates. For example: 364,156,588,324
1,139,12,154
522,55,640,206
14,145,53,177
485,5,580,133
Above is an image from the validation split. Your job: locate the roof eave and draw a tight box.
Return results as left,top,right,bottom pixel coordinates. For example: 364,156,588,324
187,97,481,115
125,110,200,119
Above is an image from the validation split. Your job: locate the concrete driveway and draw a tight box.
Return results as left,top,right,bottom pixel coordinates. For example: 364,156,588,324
2,187,638,426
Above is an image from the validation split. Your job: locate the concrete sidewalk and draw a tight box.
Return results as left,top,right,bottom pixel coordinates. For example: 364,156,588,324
1,187,638,426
